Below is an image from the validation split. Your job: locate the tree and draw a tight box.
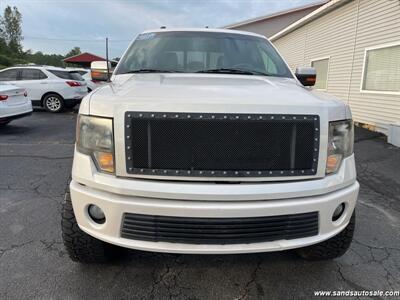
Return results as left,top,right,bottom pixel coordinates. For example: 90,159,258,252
0,6,23,55
0,37,9,56
65,47,81,58
0,18,5,48
0,6,83,69
24,51,65,67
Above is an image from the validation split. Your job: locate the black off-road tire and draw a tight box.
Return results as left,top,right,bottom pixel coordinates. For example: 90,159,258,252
61,192,113,263
296,211,355,260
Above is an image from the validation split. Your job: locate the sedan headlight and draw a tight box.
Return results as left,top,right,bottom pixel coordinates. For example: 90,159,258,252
326,120,354,174
76,115,114,173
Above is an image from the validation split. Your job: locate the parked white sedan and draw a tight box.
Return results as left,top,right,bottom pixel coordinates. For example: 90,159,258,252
0,83,32,125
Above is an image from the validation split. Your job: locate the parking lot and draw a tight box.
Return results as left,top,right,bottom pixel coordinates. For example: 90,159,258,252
0,111,399,299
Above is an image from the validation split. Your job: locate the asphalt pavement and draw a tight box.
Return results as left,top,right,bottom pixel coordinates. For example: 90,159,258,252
0,110,399,299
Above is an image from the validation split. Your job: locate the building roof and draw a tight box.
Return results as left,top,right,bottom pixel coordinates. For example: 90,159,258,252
270,0,351,41
224,1,328,29
63,52,106,63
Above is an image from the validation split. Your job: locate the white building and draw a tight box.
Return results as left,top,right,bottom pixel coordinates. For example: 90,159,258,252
229,0,400,139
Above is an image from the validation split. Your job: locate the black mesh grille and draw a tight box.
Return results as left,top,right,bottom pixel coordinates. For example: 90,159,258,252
125,112,319,177
121,212,319,244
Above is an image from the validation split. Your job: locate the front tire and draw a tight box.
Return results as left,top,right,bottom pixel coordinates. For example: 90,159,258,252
61,192,113,263
296,211,355,260
43,94,64,113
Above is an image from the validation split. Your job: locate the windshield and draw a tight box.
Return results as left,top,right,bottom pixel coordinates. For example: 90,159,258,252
115,31,293,78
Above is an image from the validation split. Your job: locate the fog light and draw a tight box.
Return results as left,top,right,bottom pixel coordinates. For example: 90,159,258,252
332,203,345,221
88,204,105,224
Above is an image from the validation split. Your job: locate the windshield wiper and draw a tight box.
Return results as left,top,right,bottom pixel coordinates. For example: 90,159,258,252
121,68,271,76
196,68,271,76
196,68,254,75
122,69,181,74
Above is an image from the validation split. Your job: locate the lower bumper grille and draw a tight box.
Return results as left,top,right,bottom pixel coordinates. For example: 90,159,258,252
121,212,319,245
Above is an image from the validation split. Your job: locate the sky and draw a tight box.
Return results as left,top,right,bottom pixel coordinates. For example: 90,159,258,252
0,0,320,58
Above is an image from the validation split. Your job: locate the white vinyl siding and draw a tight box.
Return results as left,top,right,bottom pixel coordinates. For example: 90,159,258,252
361,43,400,93
273,0,400,134
311,58,329,90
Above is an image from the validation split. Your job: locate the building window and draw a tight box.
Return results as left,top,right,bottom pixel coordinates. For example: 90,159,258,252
362,43,400,94
311,58,329,90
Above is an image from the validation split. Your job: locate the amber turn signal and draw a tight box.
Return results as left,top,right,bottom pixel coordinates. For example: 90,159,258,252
326,154,342,174
94,151,114,173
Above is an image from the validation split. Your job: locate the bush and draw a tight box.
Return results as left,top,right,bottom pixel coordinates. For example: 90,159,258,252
0,54,12,67
12,58,28,65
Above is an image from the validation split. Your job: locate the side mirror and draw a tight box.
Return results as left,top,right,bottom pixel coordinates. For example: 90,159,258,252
295,67,316,86
91,61,112,82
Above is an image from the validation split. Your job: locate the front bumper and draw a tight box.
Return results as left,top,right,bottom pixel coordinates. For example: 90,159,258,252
70,178,359,254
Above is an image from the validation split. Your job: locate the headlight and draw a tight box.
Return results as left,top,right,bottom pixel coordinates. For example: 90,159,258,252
326,120,354,174
76,115,114,173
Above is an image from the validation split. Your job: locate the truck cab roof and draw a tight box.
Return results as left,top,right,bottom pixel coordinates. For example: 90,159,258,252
140,27,267,39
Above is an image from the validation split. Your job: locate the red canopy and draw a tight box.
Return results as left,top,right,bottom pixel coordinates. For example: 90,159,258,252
63,52,106,64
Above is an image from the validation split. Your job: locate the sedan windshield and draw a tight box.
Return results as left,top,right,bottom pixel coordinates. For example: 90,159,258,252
115,31,293,78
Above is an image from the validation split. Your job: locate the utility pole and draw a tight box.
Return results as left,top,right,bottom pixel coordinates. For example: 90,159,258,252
106,37,110,82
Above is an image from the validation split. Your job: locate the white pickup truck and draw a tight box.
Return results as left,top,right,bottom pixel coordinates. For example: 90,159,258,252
62,28,359,263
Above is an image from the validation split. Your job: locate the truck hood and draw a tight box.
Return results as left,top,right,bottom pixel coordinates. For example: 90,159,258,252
84,73,349,120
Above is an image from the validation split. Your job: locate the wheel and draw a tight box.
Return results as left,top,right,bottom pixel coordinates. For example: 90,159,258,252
61,192,114,263
43,94,64,113
296,211,355,260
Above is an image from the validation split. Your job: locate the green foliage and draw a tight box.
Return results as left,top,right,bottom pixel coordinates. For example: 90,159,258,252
65,46,81,58
12,57,28,65
24,51,65,67
0,37,10,56
0,53,12,66
1,6,23,55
